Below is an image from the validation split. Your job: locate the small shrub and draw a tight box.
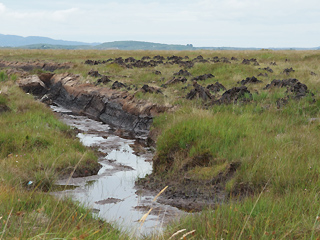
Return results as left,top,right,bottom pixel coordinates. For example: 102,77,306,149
0,71,8,82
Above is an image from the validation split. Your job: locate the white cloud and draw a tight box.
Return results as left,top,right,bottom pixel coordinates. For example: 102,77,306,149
0,3,5,13
0,3,80,22
0,3,82,38
51,8,80,22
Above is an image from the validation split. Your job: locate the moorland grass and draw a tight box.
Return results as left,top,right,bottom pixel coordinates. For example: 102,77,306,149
0,183,125,239
1,49,320,239
0,81,127,239
150,89,320,239
1,49,320,106
0,83,100,190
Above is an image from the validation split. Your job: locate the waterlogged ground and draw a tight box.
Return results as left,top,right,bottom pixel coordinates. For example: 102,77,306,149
50,105,185,237
3,50,320,239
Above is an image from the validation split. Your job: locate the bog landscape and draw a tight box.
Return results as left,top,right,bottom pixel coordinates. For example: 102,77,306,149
1,48,320,239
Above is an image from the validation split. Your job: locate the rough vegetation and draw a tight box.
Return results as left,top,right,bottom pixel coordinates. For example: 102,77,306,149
0,75,126,239
1,49,320,239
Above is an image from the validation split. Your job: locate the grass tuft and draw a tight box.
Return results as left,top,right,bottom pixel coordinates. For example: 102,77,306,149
0,81,126,239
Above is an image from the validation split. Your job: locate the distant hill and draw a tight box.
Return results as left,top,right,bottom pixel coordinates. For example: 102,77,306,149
18,41,196,51
94,41,195,50
0,33,319,50
0,34,99,47
19,44,93,50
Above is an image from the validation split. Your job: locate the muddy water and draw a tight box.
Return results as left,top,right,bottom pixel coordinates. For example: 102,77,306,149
51,105,185,237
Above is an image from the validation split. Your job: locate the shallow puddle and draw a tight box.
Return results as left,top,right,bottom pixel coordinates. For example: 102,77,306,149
51,105,184,237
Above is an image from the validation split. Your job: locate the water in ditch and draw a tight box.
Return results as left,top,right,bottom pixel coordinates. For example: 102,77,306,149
51,105,185,238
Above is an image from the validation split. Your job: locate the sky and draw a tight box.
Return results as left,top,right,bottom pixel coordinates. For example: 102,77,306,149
0,0,319,48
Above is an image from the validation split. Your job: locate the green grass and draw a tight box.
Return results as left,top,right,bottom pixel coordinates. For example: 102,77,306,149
148,86,320,239
0,71,8,82
149,102,320,239
0,82,126,239
0,85,101,190
153,94,320,189
0,184,125,239
1,49,320,239
161,189,320,239
0,93,7,105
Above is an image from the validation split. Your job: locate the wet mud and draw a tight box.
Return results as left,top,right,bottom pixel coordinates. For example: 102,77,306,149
50,105,185,237
17,73,170,134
